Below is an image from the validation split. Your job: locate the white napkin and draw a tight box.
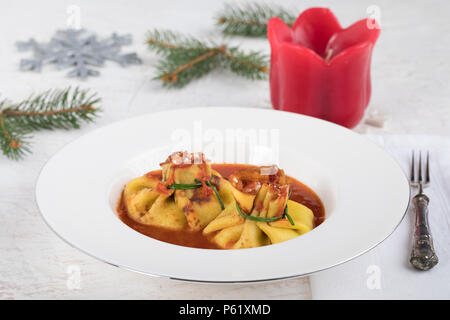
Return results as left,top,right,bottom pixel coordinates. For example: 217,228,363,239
309,134,450,300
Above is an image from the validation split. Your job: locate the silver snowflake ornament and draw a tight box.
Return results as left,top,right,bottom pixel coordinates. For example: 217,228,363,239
16,29,142,79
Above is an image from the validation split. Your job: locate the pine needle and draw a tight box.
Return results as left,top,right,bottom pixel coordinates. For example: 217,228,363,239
146,29,268,88
0,87,101,160
216,2,296,37
220,47,268,79
0,112,30,160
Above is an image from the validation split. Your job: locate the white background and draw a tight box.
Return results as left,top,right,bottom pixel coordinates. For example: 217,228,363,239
1,0,449,299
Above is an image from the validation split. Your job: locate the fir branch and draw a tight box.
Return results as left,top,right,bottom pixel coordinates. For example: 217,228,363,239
156,47,222,88
146,30,268,88
0,113,30,160
0,87,101,160
148,30,222,87
146,30,207,54
220,47,268,79
216,2,296,37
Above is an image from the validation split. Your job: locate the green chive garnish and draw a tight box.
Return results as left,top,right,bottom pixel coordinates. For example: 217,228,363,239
236,201,283,223
283,187,295,226
206,181,225,210
284,211,295,226
167,182,202,189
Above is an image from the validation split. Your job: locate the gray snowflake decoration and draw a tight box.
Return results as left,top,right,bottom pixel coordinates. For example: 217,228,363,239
16,29,142,79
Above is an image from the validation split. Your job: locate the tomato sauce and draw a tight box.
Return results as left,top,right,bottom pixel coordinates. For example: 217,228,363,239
117,164,325,249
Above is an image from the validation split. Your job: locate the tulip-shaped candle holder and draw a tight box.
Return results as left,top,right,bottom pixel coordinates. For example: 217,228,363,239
268,8,380,128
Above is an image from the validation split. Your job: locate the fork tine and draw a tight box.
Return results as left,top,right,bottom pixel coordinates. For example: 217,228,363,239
425,151,430,183
418,151,423,183
411,150,415,182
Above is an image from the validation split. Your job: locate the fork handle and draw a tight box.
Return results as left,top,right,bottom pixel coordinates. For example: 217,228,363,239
410,193,438,270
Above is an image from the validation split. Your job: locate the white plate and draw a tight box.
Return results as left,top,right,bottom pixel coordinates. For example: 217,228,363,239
35,107,410,283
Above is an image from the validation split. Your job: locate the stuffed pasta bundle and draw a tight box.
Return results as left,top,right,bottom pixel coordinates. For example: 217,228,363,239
122,152,234,231
203,166,314,249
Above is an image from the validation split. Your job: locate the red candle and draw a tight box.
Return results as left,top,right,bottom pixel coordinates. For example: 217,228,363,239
268,8,380,128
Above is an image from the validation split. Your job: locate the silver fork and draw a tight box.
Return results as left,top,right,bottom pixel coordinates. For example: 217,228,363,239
409,151,438,270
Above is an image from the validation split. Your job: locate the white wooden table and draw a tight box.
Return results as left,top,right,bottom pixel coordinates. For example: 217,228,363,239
1,0,449,299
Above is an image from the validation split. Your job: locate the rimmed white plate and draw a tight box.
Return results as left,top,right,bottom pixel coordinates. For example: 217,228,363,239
35,107,410,283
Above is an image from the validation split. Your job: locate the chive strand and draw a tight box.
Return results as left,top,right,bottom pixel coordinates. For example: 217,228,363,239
167,182,202,189
236,201,282,223
283,187,295,226
285,211,295,226
206,180,225,210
